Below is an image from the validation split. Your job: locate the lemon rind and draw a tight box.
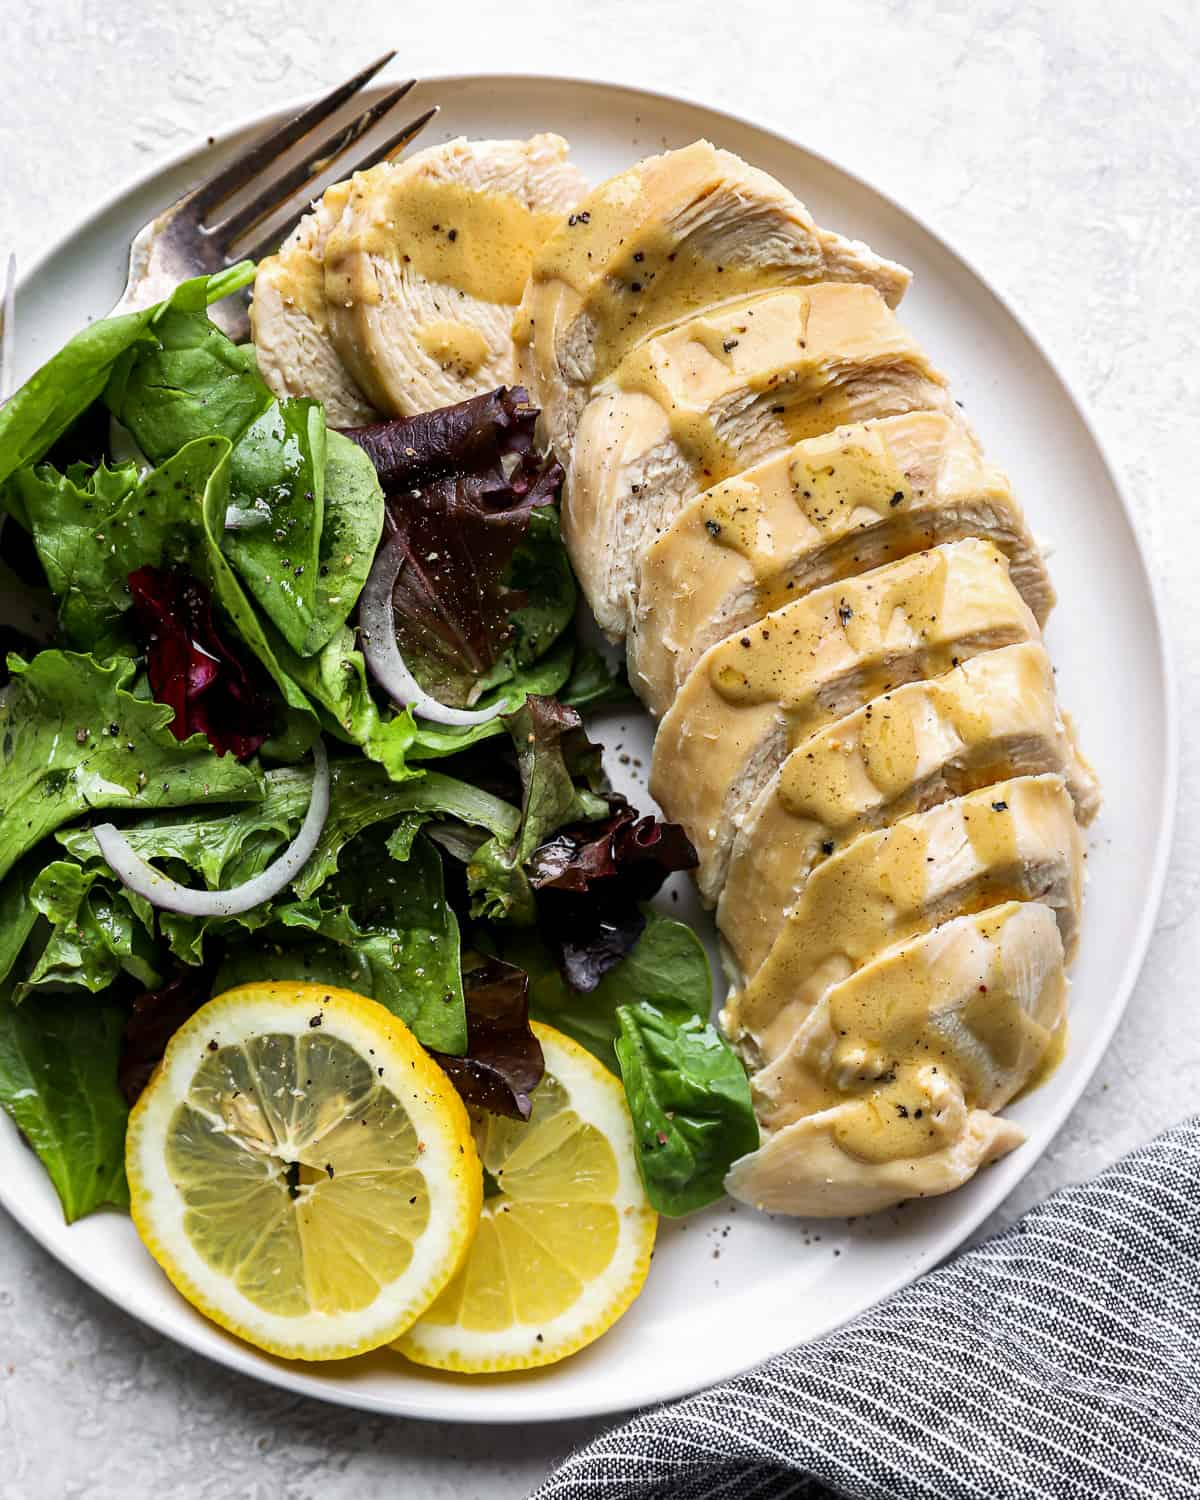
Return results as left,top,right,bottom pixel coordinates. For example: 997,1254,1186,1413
397,1024,657,1372
127,983,482,1362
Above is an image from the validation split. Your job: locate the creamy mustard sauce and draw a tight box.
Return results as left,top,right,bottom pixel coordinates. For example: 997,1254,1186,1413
736,775,1069,1059
607,285,914,488
789,427,912,533
782,652,1043,826
514,142,795,376
827,907,1057,1164
709,544,956,727
694,422,921,601
758,903,1064,1164
629,411,1020,719
263,180,352,333
700,540,1037,753
415,319,491,375
647,542,1037,894
830,1065,961,1163
325,175,562,309
1013,1015,1069,1100
717,646,1061,984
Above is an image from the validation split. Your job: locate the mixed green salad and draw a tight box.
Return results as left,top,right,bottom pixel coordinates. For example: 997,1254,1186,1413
0,266,757,1226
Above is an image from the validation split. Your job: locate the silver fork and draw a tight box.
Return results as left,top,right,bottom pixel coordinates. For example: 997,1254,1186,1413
113,52,438,340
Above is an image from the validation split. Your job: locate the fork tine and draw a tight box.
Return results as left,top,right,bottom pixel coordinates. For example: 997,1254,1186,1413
0,254,15,404
211,78,417,245
235,104,440,265
189,51,397,215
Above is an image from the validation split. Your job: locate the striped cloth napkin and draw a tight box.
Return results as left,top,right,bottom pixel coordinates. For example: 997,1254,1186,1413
534,1116,1200,1500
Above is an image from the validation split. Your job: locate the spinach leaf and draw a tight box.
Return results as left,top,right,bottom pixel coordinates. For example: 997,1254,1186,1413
308,431,385,655
0,650,261,882
614,1002,759,1217
0,267,254,493
9,459,138,649
516,911,711,1070
193,438,314,716
105,278,271,459
0,990,130,1221
214,937,368,999
108,296,329,657
105,282,380,660
219,398,326,654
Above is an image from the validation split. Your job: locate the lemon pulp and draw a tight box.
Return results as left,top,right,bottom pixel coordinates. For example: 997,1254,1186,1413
127,984,480,1360
399,1024,656,1371
168,1030,432,1316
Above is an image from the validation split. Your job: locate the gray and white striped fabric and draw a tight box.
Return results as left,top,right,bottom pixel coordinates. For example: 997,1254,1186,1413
534,1116,1200,1500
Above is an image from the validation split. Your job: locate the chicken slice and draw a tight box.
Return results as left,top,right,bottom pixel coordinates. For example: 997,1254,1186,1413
718,644,1101,976
566,284,956,639
650,539,1040,900
516,140,911,459
251,181,378,427
725,901,1065,1215
722,774,1083,1077
630,411,1054,717
726,1087,1026,1218
322,135,585,416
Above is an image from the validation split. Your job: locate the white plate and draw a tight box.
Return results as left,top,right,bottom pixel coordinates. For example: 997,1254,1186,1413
0,73,1176,1425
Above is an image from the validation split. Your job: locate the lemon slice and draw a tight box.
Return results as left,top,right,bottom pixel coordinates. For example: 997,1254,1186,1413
398,1023,657,1372
126,982,481,1361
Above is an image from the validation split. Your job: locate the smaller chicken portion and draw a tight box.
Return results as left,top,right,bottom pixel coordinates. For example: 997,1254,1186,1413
518,139,911,459
722,773,1082,1085
322,134,585,415
251,181,378,427
650,539,1040,899
566,284,956,639
630,411,1054,717
718,644,1101,976
725,901,1065,1217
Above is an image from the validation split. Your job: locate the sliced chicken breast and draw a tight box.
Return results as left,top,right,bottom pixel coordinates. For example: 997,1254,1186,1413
722,774,1083,1076
726,1086,1026,1218
725,901,1065,1215
630,411,1054,716
251,181,378,427
322,135,585,416
517,140,911,459
566,284,956,639
718,643,1101,976
650,539,1040,900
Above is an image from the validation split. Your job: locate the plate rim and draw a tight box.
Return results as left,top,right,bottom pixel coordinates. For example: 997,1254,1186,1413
0,68,1179,1425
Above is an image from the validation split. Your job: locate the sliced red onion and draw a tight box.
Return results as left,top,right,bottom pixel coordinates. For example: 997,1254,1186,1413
359,537,510,727
92,740,330,918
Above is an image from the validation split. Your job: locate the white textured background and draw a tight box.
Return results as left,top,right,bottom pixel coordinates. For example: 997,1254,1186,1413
0,1,1195,1494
